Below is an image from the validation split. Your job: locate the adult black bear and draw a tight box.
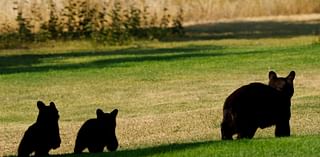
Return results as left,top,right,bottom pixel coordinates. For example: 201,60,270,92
221,71,295,140
74,109,119,153
18,101,61,157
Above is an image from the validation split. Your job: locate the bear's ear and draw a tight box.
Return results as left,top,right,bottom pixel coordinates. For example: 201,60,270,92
110,109,118,118
96,109,104,119
49,102,57,109
286,71,295,82
269,71,277,80
37,101,46,110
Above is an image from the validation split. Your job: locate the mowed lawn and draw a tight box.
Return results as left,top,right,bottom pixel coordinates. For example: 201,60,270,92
1,35,320,156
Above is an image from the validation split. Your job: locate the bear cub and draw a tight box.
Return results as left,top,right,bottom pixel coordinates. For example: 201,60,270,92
221,71,295,140
74,109,119,153
18,101,61,157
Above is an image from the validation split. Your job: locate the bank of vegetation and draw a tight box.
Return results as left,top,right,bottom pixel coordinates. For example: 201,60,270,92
0,0,184,48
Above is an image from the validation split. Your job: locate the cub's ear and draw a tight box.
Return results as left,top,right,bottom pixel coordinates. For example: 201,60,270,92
49,102,57,109
287,71,295,82
37,101,46,110
269,71,277,80
111,109,118,118
96,109,104,119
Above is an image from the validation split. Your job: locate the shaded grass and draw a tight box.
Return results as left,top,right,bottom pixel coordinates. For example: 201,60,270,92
185,17,320,40
1,36,320,156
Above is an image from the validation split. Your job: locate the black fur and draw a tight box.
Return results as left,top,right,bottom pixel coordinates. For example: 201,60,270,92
18,101,61,157
221,71,295,140
74,109,119,153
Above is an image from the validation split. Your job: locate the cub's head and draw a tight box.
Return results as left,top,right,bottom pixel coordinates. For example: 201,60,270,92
96,109,119,151
36,101,60,124
36,101,61,148
268,71,295,97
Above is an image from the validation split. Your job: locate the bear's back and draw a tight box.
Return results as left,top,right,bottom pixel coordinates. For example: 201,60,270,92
79,119,100,133
224,82,291,128
224,82,289,112
77,119,106,141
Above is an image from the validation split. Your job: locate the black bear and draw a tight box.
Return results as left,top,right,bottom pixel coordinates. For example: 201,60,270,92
18,101,61,157
74,109,119,153
221,71,295,140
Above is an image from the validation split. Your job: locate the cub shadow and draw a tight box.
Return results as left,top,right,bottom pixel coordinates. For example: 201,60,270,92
5,140,220,157
50,140,218,157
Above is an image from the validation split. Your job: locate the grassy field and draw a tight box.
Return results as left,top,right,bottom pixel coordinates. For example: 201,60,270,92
1,17,320,156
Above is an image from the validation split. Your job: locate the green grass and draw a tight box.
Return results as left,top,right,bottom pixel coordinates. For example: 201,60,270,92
1,20,320,156
50,136,320,157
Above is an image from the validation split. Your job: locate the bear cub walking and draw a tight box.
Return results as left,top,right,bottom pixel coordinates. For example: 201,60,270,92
221,71,295,140
18,101,61,157
74,109,119,153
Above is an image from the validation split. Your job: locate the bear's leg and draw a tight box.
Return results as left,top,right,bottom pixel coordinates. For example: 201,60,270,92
237,124,257,139
221,121,234,140
34,147,49,157
88,145,104,153
221,110,236,140
74,139,86,153
17,145,33,157
275,120,290,137
18,133,34,157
